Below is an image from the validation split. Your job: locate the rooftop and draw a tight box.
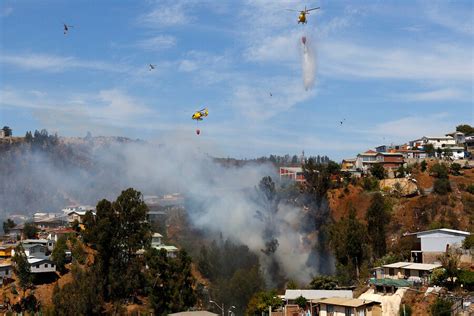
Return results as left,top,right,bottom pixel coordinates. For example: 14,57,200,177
317,297,379,308
407,228,470,237
382,262,442,271
284,289,353,300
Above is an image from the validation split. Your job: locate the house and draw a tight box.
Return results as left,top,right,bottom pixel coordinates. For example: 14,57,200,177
341,158,356,171
140,233,179,258
0,244,16,258
279,167,305,183
284,289,353,302
168,312,219,316
28,258,56,273
395,149,427,160
23,239,55,252
11,244,48,259
375,152,405,170
0,263,12,280
46,228,75,242
67,210,95,224
445,131,465,145
374,262,442,282
465,135,474,157
34,216,67,230
419,136,456,149
355,150,378,172
0,130,5,138
443,146,465,160
317,297,382,316
9,223,24,239
407,228,470,264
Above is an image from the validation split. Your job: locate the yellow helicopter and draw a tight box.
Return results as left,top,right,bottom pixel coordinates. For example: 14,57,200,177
192,108,208,121
192,108,208,135
288,6,320,24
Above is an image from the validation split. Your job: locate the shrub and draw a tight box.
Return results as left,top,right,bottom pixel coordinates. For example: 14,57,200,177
430,163,449,179
466,184,474,194
430,297,452,316
450,163,461,175
420,160,427,172
433,178,451,195
362,177,379,191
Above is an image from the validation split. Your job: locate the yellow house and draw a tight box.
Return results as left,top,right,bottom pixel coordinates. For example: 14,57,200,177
0,245,15,258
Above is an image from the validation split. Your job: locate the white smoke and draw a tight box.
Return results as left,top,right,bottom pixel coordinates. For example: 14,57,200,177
301,35,316,90
1,136,331,283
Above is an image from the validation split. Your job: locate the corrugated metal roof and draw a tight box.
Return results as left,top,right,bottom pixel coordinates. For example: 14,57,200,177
318,297,379,308
382,262,410,268
285,289,353,300
414,228,470,237
381,262,442,271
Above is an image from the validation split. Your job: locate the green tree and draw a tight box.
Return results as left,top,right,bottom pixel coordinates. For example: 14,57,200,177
51,236,68,274
396,165,406,178
424,144,435,158
430,163,449,179
366,193,390,259
84,188,151,301
330,207,367,280
450,163,461,175
438,248,460,290
433,178,451,195
24,131,33,142
399,304,412,316
23,222,37,239
246,290,283,316
3,219,15,234
12,244,32,297
420,160,428,172
442,148,453,160
463,235,474,249
436,147,443,158
456,124,474,135
309,275,338,290
145,248,197,315
430,297,452,316
52,264,104,315
370,163,386,180
295,295,307,309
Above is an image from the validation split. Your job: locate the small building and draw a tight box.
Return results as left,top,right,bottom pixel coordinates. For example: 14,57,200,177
284,289,353,303
12,244,49,259
279,167,305,183
355,150,378,172
445,131,465,145
420,136,456,149
23,239,55,252
0,263,12,280
341,158,356,171
375,152,405,170
0,244,16,258
28,258,56,273
375,262,441,282
34,216,67,230
395,149,427,160
407,228,470,264
317,297,382,316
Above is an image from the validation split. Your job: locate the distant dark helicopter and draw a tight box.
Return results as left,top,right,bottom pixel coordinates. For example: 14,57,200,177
149,64,156,71
63,23,73,35
340,118,346,125
270,92,273,97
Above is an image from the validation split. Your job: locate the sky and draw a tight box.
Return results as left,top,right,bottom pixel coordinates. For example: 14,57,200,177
0,0,473,160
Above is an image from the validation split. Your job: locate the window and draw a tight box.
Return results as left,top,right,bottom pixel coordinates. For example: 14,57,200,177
327,304,334,316
389,268,394,275
345,306,353,316
45,264,48,268
36,265,39,268
404,269,410,277
357,308,366,316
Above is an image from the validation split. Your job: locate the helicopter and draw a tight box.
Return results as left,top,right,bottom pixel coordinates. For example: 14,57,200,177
192,108,208,135
287,6,320,24
63,23,73,35
149,64,156,71
192,108,208,121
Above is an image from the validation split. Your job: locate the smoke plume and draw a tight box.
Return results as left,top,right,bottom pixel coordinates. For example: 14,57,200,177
0,136,332,284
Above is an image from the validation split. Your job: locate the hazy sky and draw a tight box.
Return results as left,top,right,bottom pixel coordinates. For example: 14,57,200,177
1,0,473,160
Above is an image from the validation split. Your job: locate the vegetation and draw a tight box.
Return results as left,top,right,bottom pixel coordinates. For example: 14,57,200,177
430,297,452,316
370,163,386,180
294,295,307,309
51,236,68,274
2,218,15,234
361,176,379,191
247,290,283,316
366,193,390,259
420,160,427,172
330,207,367,281
466,184,474,195
23,222,38,239
309,275,338,290
456,124,474,135
430,163,451,195
424,144,435,157
12,244,32,297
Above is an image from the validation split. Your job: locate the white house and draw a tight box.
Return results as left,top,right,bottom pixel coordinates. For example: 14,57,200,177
28,258,56,273
419,136,456,149
375,262,442,281
355,150,378,172
22,239,55,252
445,146,465,160
446,131,465,145
408,228,470,264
